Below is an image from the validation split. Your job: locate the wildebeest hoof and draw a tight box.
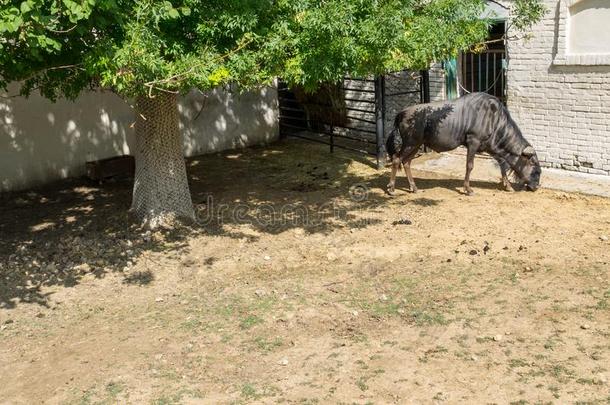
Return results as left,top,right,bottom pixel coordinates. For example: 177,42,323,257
465,189,474,196
411,188,420,194
386,184,395,195
503,183,514,192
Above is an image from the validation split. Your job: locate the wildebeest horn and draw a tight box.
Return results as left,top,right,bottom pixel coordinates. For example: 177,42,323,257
522,146,535,157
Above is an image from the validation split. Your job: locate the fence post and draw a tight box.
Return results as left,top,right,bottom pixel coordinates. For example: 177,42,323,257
374,75,385,169
420,69,430,103
330,122,334,153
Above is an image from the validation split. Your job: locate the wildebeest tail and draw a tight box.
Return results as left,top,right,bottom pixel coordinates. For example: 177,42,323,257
385,128,401,158
385,111,406,158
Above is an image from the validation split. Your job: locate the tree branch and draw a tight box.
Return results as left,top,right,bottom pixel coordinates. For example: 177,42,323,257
486,0,509,10
142,37,255,94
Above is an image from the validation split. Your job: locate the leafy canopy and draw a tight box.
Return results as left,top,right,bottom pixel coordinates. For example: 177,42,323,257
0,0,546,100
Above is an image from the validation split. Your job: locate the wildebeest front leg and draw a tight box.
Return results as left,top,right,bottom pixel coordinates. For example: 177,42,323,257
386,157,401,195
464,137,480,195
494,157,514,191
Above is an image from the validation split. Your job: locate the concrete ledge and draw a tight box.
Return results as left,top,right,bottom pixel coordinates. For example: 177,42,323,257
412,152,610,198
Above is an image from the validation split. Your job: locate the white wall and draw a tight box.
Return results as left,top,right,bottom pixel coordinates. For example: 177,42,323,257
0,85,279,192
505,0,610,175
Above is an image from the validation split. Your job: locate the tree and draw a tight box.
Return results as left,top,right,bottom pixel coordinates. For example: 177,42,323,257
0,0,545,228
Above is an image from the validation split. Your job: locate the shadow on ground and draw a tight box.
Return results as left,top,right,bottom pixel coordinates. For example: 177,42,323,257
0,138,505,309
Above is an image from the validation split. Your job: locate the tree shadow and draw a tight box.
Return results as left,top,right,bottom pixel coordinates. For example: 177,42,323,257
0,137,506,309
0,177,197,309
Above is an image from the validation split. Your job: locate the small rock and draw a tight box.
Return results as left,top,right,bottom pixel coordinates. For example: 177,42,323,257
524,266,533,272
351,310,359,317
379,294,388,302
580,324,591,330
392,218,412,226
470,355,478,361
263,255,271,261
155,297,164,303
469,249,478,256
255,289,267,297
278,358,289,366
493,334,503,342
600,235,608,242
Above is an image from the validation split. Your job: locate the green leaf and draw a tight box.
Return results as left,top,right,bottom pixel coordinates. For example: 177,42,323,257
20,1,33,14
167,8,179,19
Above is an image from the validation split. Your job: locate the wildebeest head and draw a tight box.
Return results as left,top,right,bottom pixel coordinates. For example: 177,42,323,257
514,145,541,191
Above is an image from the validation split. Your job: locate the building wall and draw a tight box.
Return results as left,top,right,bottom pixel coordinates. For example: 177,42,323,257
0,85,279,192
505,0,610,175
429,63,447,102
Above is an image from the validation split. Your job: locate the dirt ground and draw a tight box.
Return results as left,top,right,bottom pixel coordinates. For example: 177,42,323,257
1,139,609,405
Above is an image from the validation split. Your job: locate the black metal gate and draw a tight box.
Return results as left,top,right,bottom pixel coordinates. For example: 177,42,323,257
278,70,430,168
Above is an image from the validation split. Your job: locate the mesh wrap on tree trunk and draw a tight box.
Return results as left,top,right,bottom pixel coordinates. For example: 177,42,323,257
132,93,195,228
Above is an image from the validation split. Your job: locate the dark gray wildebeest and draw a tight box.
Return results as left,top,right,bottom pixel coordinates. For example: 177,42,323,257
385,92,541,195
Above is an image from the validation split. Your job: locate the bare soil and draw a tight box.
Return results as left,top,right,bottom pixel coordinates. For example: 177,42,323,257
1,139,609,404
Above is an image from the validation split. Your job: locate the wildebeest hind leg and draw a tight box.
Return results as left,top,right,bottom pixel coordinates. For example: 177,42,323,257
386,157,401,195
401,146,422,193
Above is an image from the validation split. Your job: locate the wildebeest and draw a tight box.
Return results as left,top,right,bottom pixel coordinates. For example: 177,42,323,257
386,92,541,195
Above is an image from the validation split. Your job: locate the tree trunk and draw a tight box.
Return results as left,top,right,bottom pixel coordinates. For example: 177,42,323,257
131,93,195,228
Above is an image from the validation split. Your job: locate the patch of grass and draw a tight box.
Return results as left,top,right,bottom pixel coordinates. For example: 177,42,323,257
508,358,529,368
105,381,124,398
73,381,127,405
548,364,575,383
252,336,283,352
419,346,448,363
411,310,448,326
238,383,281,401
240,315,263,330
355,359,368,369
180,318,203,331
596,290,610,310
454,350,473,360
355,377,369,391
576,378,604,386
151,388,203,405
75,389,93,405
241,383,258,399
548,385,561,399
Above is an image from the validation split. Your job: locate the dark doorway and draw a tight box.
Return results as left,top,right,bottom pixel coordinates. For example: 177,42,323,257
458,21,507,102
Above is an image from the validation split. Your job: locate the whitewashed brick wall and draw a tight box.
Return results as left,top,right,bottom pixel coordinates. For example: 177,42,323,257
429,63,446,102
505,0,610,175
